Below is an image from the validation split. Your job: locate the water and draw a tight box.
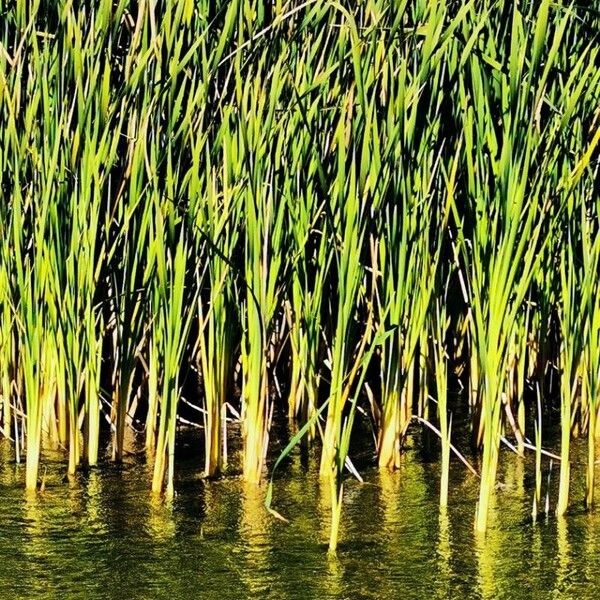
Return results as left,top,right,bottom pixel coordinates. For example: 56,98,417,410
0,438,598,599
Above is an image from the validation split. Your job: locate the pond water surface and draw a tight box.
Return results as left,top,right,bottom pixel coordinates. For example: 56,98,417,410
0,437,598,599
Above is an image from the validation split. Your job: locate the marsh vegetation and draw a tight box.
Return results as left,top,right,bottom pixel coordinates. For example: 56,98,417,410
0,0,599,555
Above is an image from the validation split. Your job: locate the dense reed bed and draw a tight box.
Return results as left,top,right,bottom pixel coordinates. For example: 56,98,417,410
0,0,599,551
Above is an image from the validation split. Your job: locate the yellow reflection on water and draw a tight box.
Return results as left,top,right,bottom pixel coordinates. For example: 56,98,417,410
147,494,176,539
504,455,526,498
324,550,345,599
378,467,400,527
436,507,454,600
475,504,502,600
475,533,497,600
239,481,280,598
85,470,108,534
317,476,336,548
23,491,44,538
22,492,48,596
240,480,270,539
555,516,571,597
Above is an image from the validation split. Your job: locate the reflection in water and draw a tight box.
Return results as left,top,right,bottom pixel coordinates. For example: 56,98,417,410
239,481,274,598
436,507,453,600
324,552,345,599
504,454,526,499
531,516,544,585
317,476,334,549
148,494,176,540
378,467,400,526
555,516,571,597
0,440,598,598
475,529,497,600
85,470,108,534
22,493,46,597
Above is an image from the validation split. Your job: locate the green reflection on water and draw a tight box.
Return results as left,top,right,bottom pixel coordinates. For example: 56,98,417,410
0,439,599,599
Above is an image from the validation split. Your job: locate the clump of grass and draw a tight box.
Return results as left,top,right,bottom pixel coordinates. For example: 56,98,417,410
0,0,599,552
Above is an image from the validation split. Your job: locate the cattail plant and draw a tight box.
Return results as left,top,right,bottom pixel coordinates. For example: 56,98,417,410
433,301,451,507
191,162,240,477
151,230,196,497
